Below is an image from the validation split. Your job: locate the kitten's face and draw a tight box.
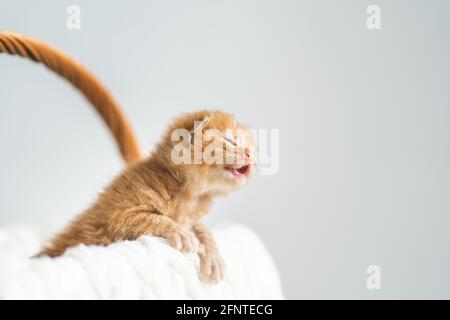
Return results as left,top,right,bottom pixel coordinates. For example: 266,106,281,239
168,111,255,195
199,113,255,194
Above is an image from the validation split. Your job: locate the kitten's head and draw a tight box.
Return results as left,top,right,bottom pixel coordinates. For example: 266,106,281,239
163,110,255,195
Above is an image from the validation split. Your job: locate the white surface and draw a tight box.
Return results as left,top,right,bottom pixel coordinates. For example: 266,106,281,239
0,223,283,299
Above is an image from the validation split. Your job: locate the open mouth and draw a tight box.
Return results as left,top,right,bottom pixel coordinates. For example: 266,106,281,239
229,164,250,177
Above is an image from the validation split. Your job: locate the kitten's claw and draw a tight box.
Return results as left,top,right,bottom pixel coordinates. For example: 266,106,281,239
168,226,199,254
199,248,224,283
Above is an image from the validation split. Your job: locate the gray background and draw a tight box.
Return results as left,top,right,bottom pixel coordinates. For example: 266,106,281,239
1,0,449,299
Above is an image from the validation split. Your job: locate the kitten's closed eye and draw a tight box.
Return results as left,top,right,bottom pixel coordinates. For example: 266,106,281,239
223,136,237,146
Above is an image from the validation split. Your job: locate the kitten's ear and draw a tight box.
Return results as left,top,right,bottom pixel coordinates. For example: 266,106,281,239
192,116,210,135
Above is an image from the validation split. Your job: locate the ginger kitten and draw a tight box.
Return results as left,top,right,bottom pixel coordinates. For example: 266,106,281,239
38,110,255,283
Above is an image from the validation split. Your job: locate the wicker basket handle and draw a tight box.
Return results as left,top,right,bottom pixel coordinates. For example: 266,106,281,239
0,31,142,164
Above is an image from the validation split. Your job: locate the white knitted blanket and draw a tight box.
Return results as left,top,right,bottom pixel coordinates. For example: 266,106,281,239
0,223,283,299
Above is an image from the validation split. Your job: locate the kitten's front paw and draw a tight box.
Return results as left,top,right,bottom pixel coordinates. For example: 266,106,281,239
199,248,224,284
168,226,199,254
